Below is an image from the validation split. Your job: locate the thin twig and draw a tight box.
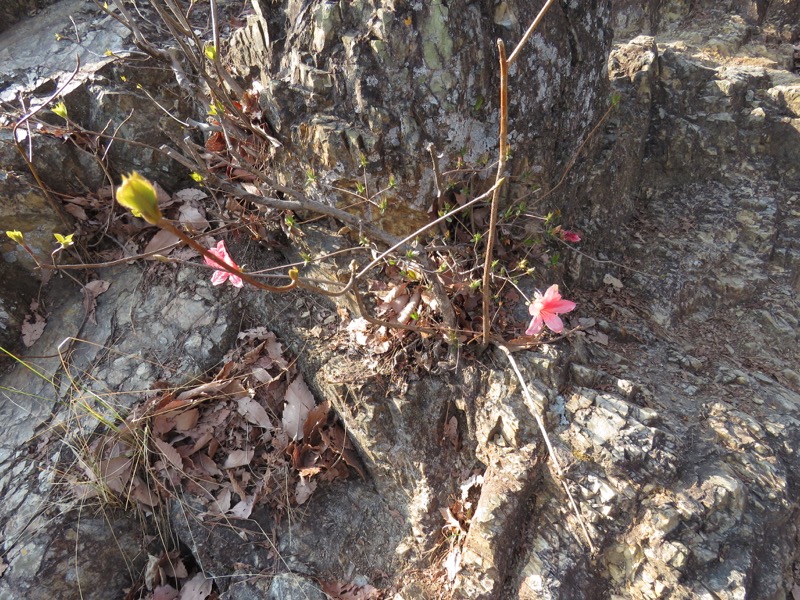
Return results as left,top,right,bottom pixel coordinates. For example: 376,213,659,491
507,0,557,65
481,40,508,348
535,100,617,205
356,180,503,280
426,142,444,207
496,343,595,553
155,219,297,293
12,58,81,232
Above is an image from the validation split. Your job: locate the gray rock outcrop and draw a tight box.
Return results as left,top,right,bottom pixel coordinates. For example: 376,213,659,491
0,1,798,599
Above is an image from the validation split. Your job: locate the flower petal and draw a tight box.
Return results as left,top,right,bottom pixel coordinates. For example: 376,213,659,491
542,284,562,303
204,248,223,267
210,271,228,286
549,299,576,314
228,274,244,288
525,315,544,336
541,311,564,333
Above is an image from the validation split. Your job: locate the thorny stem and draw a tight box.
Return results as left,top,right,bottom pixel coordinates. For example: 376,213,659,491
481,39,508,348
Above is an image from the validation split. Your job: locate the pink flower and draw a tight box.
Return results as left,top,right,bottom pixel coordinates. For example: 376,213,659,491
553,226,581,243
560,229,581,243
526,284,576,335
204,240,243,288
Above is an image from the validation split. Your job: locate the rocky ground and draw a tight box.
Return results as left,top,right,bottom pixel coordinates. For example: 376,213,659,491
0,1,799,600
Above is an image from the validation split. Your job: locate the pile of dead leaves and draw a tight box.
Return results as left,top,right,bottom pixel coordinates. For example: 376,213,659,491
68,327,364,517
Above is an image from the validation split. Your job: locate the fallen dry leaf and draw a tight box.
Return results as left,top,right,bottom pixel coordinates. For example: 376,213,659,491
99,456,132,494
144,554,160,591
21,313,46,347
228,494,255,519
589,331,609,346
223,449,254,469
176,378,233,401
396,290,421,324
178,572,212,600
250,367,273,384
303,400,330,441
322,580,382,600
162,556,188,580
444,546,462,582
295,477,317,505
442,416,459,449
153,585,179,600
178,203,210,232
144,229,181,256
236,396,272,430
153,438,184,470
131,476,159,507
211,487,231,514
172,408,200,432
174,188,208,203
282,376,316,441
63,202,88,220
603,273,624,289
81,279,111,325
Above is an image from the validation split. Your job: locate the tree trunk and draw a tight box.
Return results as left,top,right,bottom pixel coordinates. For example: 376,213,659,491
232,0,612,235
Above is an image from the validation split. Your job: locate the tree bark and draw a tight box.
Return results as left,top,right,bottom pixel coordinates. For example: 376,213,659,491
233,0,612,234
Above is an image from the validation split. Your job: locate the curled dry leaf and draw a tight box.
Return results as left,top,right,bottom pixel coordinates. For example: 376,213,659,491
176,378,234,401
145,554,160,591
212,487,231,514
303,400,330,441
178,202,210,232
396,290,421,324
229,493,255,519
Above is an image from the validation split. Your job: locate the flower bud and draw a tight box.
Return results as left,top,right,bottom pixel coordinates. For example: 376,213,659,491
116,172,162,224
6,230,24,244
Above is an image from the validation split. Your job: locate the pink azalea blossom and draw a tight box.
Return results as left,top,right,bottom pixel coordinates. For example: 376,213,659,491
553,226,582,243
560,229,581,243
526,284,576,335
204,240,243,288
